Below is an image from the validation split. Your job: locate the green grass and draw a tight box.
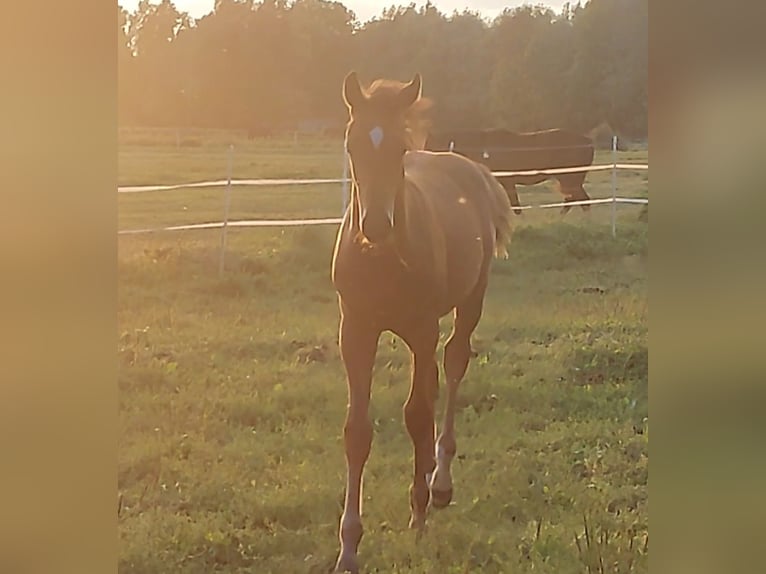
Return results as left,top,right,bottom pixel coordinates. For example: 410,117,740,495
118,136,648,573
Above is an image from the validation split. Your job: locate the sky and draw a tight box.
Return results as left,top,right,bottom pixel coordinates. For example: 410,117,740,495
117,0,570,24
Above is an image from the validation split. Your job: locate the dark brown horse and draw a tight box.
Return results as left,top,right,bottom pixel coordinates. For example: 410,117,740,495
331,72,513,573
426,127,595,215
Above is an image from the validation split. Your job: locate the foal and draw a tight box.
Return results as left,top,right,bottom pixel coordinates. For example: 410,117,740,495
331,72,513,573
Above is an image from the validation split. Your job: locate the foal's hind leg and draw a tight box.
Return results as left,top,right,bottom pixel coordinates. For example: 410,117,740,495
430,281,487,508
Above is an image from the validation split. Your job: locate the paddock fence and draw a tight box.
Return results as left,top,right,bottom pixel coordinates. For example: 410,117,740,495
118,137,648,274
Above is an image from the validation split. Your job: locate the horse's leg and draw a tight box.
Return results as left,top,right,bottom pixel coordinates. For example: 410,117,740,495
504,181,523,216
431,280,487,508
562,178,591,214
397,319,440,531
335,312,380,574
578,183,592,213
556,179,573,216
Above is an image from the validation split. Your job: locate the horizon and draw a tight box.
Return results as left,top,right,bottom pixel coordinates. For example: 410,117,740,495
117,0,572,24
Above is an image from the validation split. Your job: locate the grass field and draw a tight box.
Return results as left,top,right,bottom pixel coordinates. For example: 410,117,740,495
118,136,648,573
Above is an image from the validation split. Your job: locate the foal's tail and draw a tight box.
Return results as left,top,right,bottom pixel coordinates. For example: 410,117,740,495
478,164,513,259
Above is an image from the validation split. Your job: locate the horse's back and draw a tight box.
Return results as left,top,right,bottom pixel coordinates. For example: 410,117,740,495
426,127,594,172
511,127,591,147
404,150,509,257
493,129,594,172
428,128,594,189
404,151,502,216
402,151,507,309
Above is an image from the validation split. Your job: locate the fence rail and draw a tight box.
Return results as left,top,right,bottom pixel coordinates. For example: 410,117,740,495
117,163,648,194
118,177,348,194
117,197,647,236
119,137,647,275
446,143,597,152
492,163,648,177
118,162,649,236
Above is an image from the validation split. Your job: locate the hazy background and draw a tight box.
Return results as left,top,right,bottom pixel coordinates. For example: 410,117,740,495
118,0,572,24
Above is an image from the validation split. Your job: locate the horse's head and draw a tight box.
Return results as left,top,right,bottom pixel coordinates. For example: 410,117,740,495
342,71,428,244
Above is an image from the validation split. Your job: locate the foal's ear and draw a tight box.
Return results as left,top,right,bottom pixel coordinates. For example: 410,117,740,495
398,73,422,109
343,71,365,110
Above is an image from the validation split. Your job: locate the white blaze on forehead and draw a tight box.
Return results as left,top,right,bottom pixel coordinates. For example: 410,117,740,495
369,126,384,149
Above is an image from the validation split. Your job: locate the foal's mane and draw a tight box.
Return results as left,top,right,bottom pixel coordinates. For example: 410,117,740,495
361,79,432,151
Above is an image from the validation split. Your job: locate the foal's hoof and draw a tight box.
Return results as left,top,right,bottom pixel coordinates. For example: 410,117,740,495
408,515,427,531
334,553,359,574
430,488,453,509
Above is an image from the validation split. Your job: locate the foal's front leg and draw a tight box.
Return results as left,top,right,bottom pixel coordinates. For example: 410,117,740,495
398,319,439,531
335,313,380,574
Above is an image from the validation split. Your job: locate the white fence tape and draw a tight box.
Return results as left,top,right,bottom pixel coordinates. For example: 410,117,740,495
118,160,648,236
117,163,648,194
450,143,597,152
119,217,344,235
118,197,647,235
516,197,647,210
492,163,648,177
118,177,347,194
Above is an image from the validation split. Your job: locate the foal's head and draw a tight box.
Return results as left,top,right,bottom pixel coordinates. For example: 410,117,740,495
342,71,430,244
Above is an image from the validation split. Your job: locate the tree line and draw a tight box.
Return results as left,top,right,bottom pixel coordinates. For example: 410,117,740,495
118,0,647,138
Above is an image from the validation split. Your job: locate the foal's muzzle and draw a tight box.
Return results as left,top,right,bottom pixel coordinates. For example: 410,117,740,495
361,212,393,244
